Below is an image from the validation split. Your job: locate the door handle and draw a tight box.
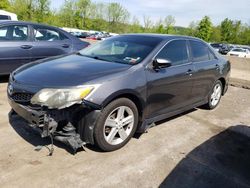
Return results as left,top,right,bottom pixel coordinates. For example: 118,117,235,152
186,69,193,76
20,45,33,49
62,44,70,48
215,64,220,70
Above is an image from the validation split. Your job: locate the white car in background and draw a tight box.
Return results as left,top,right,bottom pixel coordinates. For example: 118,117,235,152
0,10,18,21
228,48,250,58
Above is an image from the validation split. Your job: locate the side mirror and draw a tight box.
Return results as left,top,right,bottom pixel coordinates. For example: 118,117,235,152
153,58,172,70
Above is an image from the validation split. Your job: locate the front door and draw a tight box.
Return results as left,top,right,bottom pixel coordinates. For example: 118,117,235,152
145,39,194,119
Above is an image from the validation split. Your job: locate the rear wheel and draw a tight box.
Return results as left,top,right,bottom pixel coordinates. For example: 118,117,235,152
205,80,223,109
94,98,138,151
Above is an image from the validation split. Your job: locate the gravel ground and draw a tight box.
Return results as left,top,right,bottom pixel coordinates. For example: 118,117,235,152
0,80,250,188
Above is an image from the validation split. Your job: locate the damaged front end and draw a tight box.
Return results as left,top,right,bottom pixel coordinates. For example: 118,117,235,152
8,93,101,154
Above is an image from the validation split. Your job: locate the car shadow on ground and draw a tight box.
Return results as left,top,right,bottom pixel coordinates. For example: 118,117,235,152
0,75,9,83
8,111,85,155
160,124,250,188
8,107,198,154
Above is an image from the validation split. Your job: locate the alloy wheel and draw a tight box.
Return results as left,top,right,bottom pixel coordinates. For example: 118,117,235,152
210,83,222,107
103,106,134,145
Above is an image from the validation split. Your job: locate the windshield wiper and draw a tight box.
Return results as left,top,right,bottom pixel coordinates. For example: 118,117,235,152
77,53,109,62
76,52,129,64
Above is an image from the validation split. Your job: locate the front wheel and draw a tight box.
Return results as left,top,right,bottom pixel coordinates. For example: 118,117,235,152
205,80,223,109
94,98,138,151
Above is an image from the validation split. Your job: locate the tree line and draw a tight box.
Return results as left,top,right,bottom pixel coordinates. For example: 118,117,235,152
1,0,249,45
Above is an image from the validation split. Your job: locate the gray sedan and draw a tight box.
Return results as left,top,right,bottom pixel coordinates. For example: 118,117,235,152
0,21,89,75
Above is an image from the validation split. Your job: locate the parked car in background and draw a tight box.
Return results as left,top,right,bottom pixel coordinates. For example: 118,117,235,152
69,31,90,39
219,44,230,55
86,32,112,40
210,43,221,52
228,48,250,58
210,43,230,55
86,34,98,40
7,34,230,152
0,10,18,21
0,21,90,75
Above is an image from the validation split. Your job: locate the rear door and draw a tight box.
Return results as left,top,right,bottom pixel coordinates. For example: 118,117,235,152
189,40,220,102
29,25,73,61
0,24,31,74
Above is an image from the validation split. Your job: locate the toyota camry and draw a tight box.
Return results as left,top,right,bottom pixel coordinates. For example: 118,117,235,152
7,34,230,153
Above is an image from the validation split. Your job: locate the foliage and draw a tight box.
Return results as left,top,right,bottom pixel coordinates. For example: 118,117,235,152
196,16,213,41
0,0,10,9
1,0,250,45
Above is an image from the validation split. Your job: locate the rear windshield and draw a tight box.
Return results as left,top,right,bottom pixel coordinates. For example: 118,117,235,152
232,49,245,52
211,43,221,48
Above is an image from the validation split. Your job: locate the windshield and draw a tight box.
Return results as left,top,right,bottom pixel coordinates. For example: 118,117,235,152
232,48,245,52
211,43,221,48
79,35,162,64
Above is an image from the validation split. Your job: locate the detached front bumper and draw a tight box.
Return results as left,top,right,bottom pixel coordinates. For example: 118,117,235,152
8,97,101,152
8,98,45,128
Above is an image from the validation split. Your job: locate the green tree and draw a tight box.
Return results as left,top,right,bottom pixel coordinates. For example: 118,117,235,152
34,0,51,23
107,3,130,32
143,15,153,32
0,0,10,9
187,21,198,36
76,0,91,28
220,18,243,44
220,18,234,42
210,26,221,42
129,16,142,33
58,0,76,28
196,16,212,41
9,0,34,21
164,15,175,34
238,25,250,45
154,18,165,33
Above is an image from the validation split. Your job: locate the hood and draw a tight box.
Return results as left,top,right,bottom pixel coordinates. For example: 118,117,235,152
13,54,131,87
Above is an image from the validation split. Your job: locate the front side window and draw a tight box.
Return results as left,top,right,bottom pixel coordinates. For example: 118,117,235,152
80,36,162,64
33,26,66,41
0,25,28,41
190,40,210,62
156,40,189,66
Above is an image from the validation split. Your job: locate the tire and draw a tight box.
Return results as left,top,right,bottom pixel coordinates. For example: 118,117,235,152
94,98,138,151
205,80,223,110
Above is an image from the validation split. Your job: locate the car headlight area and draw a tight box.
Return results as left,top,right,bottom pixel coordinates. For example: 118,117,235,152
31,85,98,109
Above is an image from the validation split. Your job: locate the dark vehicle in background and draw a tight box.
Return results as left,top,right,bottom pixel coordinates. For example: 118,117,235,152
219,44,230,55
210,43,230,55
210,43,221,52
8,34,230,153
0,21,90,75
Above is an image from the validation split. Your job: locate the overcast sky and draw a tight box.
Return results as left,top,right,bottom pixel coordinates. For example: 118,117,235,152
51,0,250,27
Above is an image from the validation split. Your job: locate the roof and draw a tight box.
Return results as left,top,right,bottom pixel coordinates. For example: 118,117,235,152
121,33,201,41
0,20,58,29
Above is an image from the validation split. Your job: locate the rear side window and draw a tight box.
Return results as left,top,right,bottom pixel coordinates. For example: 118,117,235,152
0,15,11,20
33,26,67,41
156,40,189,66
190,40,210,62
0,25,28,41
